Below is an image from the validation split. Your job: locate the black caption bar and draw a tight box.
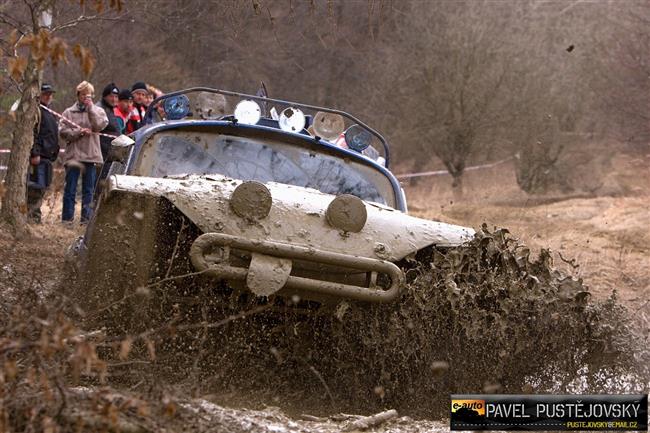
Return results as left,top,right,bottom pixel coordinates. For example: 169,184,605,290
450,394,648,431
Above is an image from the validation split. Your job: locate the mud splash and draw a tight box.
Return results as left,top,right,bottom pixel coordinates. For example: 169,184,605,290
114,226,648,418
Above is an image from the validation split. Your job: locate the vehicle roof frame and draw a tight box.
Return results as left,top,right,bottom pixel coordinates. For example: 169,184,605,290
145,87,392,167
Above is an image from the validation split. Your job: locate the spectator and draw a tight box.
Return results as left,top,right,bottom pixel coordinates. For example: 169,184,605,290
131,81,149,129
97,83,121,161
59,81,108,224
27,83,59,224
114,89,140,134
146,83,165,121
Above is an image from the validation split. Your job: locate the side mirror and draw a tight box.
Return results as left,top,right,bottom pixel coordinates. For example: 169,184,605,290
107,135,135,163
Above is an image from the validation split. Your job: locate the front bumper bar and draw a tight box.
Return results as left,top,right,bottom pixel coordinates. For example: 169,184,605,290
189,233,404,303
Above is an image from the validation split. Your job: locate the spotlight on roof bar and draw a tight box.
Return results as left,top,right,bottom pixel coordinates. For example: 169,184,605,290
163,94,190,120
234,99,261,125
196,92,228,119
344,124,372,152
313,111,345,141
279,107,306,133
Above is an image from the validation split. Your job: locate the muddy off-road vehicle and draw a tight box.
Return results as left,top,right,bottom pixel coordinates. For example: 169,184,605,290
74,88,474,321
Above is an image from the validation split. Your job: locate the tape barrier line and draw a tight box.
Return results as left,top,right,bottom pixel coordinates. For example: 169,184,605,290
0,149,64,153
1,104,118,169
3,155,514,175
3,117,513,180
39,104,119,139
0,166,64,173
395,156,513,180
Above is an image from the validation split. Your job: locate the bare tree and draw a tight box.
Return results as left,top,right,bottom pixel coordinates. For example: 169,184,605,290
590,2,650,148
0,0,119,233
379,1,525,197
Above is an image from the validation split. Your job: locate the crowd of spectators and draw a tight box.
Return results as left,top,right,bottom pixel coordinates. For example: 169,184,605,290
28,80,163,224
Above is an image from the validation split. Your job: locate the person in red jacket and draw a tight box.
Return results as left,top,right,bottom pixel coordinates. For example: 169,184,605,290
114,89,140,134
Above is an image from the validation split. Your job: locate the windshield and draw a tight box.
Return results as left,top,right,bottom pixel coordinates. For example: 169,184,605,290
135,130,396,207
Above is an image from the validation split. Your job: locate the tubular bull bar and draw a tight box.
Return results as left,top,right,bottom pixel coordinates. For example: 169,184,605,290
189,233,404,303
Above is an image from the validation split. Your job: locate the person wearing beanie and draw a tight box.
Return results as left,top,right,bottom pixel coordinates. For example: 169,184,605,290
130,81,149,130
118,88,132,100
58,80,108,224
96,82,121,160
131,81,148,95
114,89,140,134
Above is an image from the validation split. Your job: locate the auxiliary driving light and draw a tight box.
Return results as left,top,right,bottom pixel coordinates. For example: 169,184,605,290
279,107,306,133
195,92,228,119
312,111,345,141
234,100,262,125
326,194,367,233
163,94,191,120
344,124,372,152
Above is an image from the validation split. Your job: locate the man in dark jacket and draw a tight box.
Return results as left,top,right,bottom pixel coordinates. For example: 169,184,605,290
27,83,60,223
131,81,149,129
97,83,121,160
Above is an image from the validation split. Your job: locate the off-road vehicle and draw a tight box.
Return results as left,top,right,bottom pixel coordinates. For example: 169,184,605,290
74,87,473,323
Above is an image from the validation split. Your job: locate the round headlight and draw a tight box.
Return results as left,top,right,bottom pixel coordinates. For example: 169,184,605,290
326,194,367,233
230,181,272,220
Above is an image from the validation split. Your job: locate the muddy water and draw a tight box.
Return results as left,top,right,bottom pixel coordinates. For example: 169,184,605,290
127,225,647,422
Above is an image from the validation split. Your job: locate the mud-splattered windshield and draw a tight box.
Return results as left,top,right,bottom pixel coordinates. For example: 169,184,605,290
136,130,396,206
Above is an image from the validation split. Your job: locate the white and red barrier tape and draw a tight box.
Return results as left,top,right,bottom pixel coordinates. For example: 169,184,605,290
2,154,515,177
3,105,514,179
0,149,64,153
39,103,119,139
0,104,118,172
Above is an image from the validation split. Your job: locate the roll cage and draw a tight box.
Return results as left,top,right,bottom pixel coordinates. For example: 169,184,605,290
144,87,391,167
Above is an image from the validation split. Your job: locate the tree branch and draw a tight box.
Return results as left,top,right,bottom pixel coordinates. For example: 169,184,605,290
51,13,128,33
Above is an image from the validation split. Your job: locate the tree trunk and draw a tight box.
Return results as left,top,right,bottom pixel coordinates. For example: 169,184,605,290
0,54,42,232
408,155,431,187
451,172,464,201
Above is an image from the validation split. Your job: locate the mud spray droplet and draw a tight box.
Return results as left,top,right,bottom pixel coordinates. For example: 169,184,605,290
483,382,502,393
430,361,449,378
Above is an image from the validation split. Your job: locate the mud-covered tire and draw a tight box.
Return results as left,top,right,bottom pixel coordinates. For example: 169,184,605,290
75,191,200,336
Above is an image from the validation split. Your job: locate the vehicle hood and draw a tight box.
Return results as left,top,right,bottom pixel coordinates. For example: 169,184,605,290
107,174,475,261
